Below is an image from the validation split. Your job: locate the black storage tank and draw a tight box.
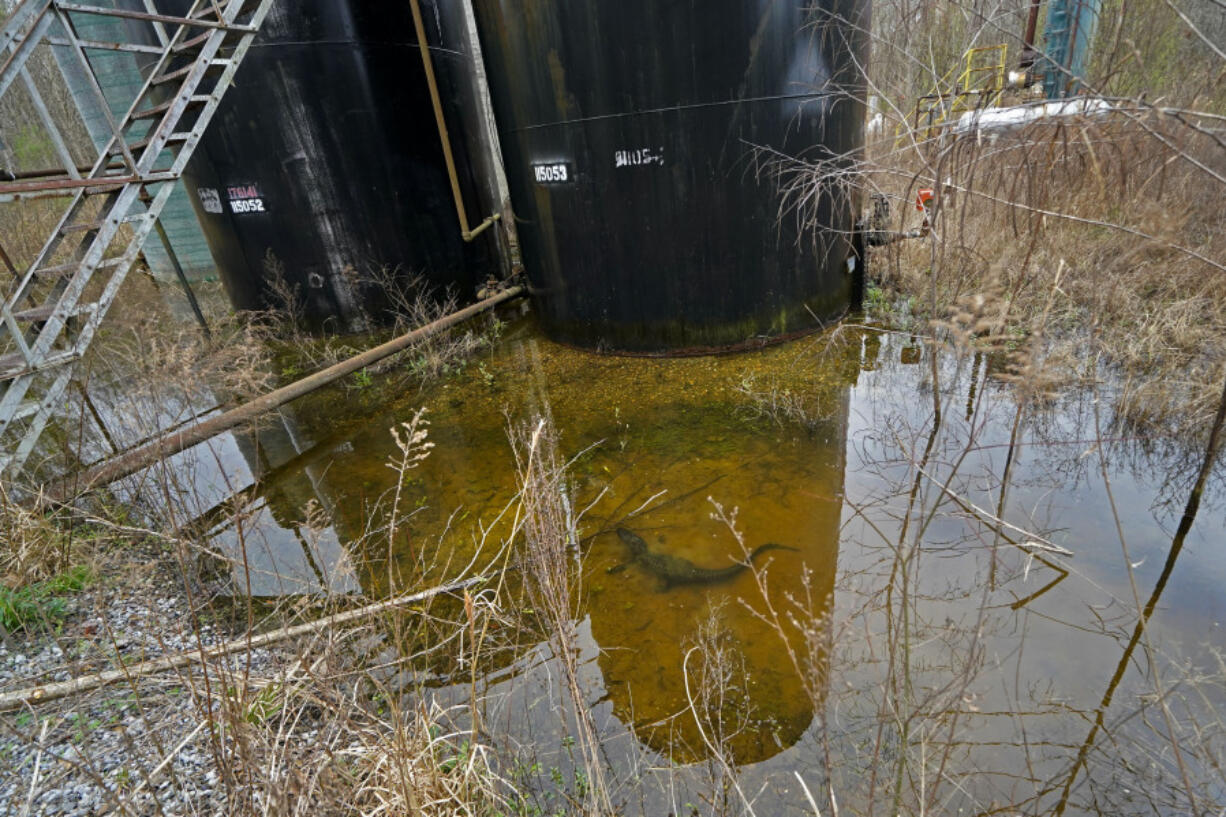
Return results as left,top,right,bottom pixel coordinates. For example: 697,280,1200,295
472,0,869,353
180,0,499,331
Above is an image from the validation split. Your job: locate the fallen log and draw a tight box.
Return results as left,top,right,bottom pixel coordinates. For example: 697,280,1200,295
0,574,488,712
45,285,524,502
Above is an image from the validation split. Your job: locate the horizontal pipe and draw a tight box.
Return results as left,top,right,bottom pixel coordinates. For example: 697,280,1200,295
462,212,500,242
46,286,524,501
866,228,927,246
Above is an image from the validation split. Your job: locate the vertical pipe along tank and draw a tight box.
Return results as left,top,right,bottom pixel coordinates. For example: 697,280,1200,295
472,0,870,353
179,0,499,332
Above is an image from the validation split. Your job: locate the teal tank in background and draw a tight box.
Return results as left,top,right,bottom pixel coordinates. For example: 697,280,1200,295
1041,0,1102,98
52,1,216,281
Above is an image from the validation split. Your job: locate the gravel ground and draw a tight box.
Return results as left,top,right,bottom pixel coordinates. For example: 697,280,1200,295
0,541,280,816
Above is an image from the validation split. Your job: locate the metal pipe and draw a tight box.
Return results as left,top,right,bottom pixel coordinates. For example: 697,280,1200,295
151,215,212,340
0,241,17,278
456,0,521,275
866,229,927,247
45,285,525,500
1020,0,1042,69
72,380,119,455
407,0,500,243
465,212,500,240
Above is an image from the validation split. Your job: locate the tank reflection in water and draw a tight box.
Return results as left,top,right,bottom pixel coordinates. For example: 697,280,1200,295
205,309,859,764
144,306,1226,813
207,414,363,597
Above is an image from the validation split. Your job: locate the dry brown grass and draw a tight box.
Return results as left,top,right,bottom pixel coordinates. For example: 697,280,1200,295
850,109,1226,439
171,623,510,817
255,264,504,396
87,279,277,406
813,0,1226,442
0,484,74,588
0,412,518,815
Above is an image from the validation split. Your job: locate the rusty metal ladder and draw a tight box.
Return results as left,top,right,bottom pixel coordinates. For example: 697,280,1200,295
0,0,272,479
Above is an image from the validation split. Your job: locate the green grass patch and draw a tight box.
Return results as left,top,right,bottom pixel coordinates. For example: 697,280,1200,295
0,564,93,633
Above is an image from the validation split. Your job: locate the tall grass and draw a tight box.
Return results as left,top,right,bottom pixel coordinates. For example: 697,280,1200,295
777,0,1226,442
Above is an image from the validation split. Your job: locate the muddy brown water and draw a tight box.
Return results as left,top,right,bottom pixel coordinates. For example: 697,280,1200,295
184,309,1224,815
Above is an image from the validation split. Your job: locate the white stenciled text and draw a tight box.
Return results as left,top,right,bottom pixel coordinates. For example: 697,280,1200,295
226,183,267,214
230,198,266,213
533,163,570,183
614,147,664,168
197,187,223,214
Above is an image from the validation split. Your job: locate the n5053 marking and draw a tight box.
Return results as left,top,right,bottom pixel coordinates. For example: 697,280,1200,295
532,162,573,184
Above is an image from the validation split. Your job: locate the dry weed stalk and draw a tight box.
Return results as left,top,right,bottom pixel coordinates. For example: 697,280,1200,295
262,249,310,332
116,413,515,816
364,269,503,388
386,408,436,576
510,414,613,816
0,483,72,587
256,266,502,393
681,600,755,817
891,112,1224,437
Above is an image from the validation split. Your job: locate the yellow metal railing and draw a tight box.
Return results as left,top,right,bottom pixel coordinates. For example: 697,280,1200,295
896,44,1008,145
959,44,1007,94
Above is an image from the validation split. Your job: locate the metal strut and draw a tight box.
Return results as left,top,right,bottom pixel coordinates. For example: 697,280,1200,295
0,0,273,479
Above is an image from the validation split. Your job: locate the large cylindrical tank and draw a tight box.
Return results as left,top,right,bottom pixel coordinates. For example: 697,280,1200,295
180,1,500,332
472,0,869,353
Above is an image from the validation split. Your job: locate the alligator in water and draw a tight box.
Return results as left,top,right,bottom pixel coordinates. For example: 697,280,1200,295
611,527,796,587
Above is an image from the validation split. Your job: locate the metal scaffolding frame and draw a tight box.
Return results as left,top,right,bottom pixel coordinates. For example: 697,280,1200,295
0,0,272,479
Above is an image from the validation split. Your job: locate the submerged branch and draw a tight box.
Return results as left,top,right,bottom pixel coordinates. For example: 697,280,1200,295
916,466,1074,557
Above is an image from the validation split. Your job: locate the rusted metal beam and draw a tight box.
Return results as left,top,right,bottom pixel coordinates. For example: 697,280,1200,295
45,35,165,54
151,215,211,340
53,2,257,33
0,176,135,193
1020,0,1042,70
0,242,18,278
0,173,176,201
6,160,126,180
0,172,175,190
